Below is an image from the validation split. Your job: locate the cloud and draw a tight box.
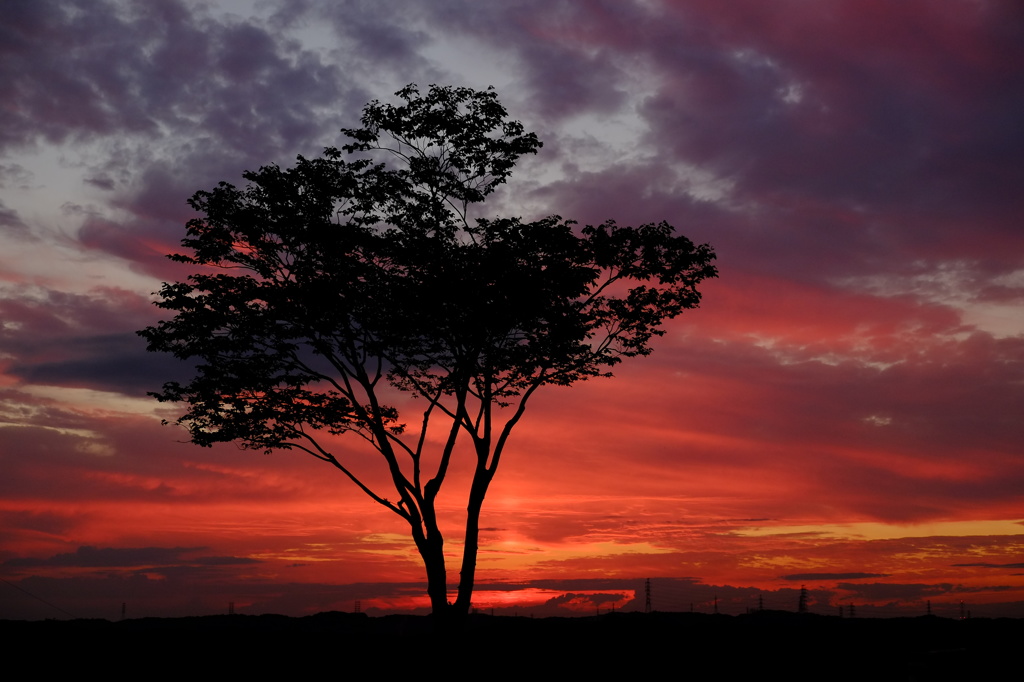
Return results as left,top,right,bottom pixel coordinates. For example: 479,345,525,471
780,572,889,581
951,563,1024,570
1,544,258,569
0,285,188,394
0,163,33,187
1,0,348,154
836,581,1015,602
6,339,190,395
1,0,372,277
640,1,1024,211
0,200,28,235
276,0,432,71
544,591,630,612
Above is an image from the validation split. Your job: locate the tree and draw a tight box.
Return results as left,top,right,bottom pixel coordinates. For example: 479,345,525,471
139,84,717,622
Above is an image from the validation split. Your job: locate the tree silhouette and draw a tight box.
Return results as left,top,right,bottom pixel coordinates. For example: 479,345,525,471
139,84,717,622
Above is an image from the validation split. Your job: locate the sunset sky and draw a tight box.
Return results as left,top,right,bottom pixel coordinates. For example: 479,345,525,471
3,0,1024,620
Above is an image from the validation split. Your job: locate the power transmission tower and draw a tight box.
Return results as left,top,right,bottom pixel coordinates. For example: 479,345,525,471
644,578,652,613
798,585,808,613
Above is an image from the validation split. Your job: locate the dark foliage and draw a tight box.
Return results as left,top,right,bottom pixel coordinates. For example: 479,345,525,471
139,84,717,619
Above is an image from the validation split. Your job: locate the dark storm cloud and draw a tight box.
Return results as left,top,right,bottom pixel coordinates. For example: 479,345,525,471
6,335,193,395
0,286,189,394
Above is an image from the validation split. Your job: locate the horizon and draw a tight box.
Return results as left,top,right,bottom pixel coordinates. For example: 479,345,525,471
6,574,1009,621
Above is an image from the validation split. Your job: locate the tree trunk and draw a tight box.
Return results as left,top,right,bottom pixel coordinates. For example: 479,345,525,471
452,467,492,617
417,533,450,618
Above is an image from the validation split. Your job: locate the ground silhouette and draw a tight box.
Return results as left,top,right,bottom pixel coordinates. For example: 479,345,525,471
5,610,1019,678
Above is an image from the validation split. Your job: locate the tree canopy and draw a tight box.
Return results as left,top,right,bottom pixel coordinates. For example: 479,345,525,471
139,84,717,621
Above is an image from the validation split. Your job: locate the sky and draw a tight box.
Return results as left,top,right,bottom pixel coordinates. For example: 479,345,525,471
2,0,1023,620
